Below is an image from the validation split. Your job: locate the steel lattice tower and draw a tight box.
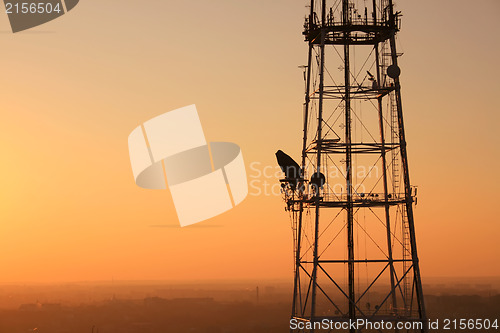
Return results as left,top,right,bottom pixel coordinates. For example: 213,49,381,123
281,0,427,332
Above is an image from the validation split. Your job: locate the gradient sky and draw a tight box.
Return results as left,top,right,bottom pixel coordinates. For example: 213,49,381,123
0,0,499,283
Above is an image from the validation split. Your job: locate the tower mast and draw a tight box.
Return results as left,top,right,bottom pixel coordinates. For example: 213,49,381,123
282,1,427,332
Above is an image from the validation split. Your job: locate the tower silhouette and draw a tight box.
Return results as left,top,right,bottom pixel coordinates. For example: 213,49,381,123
281,1,427,332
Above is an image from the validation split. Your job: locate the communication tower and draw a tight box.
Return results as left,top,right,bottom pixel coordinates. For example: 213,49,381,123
280,0,427,332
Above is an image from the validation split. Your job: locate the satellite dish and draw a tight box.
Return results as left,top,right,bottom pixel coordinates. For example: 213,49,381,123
310,172,326,192
276,150,301,190
387,64,401,79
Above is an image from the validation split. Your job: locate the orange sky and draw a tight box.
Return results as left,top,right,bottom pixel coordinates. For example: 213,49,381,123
0,0,499,283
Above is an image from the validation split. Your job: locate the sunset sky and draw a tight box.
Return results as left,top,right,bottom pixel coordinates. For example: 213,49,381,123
0,0,499,284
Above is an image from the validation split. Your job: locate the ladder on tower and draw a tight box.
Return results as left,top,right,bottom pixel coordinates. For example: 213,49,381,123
389,91,400,195
380,38,402,196
402,203,412,314
382,35,412,314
